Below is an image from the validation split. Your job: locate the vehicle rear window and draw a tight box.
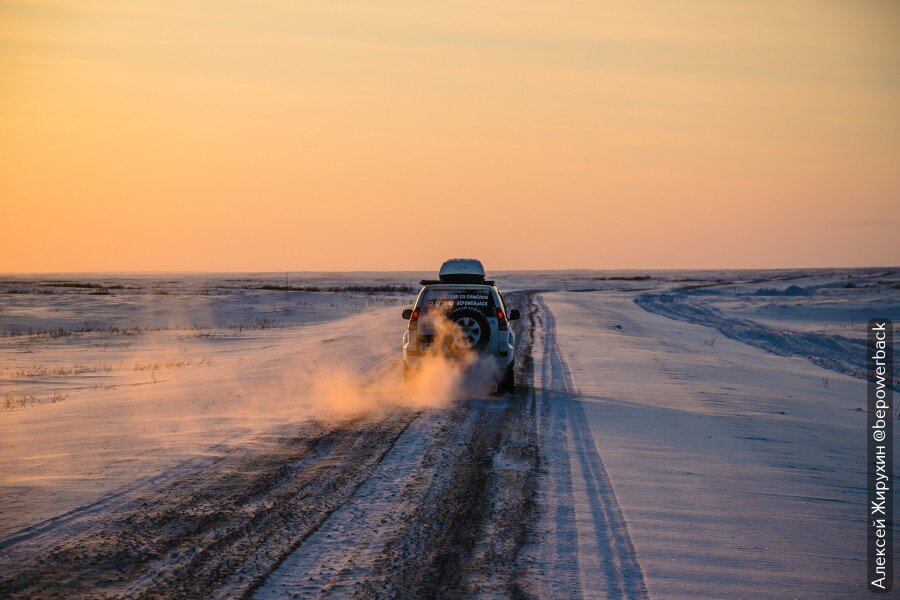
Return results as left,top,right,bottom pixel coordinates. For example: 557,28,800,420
420,288,494,316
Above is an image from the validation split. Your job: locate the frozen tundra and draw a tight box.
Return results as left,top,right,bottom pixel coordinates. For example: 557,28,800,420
402,259,520,393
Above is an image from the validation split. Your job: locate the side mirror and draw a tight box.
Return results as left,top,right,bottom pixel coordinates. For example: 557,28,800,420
402,308,413,320
508,309,520,321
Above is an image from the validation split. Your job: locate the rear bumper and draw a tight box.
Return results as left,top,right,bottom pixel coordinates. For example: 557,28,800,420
402,340,514,380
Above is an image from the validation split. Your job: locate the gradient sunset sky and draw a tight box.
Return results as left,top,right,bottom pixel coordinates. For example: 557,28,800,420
1,0,898,272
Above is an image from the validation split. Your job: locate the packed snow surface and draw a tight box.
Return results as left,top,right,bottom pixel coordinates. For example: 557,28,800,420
0,268,896,597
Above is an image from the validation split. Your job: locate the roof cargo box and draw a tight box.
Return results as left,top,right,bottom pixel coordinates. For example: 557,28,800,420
438,258,487,283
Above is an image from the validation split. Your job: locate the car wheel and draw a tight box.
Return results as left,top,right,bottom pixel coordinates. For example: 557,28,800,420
446,307,491,351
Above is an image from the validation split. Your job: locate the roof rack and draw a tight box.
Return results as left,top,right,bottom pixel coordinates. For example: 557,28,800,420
419,279,495,286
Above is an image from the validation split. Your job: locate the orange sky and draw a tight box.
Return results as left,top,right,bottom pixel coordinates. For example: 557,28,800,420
1,0,898,272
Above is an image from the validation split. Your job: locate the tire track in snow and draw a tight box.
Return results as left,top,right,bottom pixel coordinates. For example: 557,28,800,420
531,301,583,597
535,295,648,599
634,292,869,383
252,408,445,597
0,411,419,599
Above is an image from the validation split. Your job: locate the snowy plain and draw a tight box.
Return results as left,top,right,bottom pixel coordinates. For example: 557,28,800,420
0,268,896,597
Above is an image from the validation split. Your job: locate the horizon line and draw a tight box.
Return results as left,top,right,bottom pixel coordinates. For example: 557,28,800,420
1,265,897,277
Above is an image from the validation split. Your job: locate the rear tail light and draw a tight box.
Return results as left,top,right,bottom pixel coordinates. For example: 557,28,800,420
408,308,419,330
497,308,508,331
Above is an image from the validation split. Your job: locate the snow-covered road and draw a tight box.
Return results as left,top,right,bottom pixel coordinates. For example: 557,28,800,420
546,291,867,598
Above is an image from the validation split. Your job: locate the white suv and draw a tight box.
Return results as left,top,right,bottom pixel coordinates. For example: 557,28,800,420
402,259,519,393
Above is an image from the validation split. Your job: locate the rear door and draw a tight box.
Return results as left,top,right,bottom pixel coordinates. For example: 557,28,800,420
417,286,497,352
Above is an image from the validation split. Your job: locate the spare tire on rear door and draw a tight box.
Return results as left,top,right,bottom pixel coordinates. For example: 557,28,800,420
446,307,490,351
